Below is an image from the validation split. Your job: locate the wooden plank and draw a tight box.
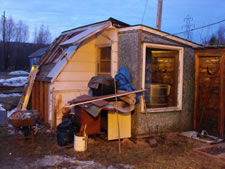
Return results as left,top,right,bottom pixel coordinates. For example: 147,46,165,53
193,53,199,129
44,83,49,124
219,55,225,137
35,81,40,112
21,65,39,110
31,81,36,110
40,81,44,120
66,89,146,108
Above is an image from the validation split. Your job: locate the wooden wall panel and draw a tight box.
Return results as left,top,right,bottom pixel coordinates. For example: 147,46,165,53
44,83,49,124
194,48,225,137
40,81,44,120
31,81,37,110
35,81,40,112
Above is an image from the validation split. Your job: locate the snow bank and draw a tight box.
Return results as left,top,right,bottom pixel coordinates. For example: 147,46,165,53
0,104,6,111
0,76,27,87
8,71,29,75
0,93,21,97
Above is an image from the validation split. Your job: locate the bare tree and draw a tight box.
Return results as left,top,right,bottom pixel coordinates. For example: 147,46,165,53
5,16,15,42
0,13,16,70
15,20,29,43
201,25,225,46
33,24,51,45
216,25,225,45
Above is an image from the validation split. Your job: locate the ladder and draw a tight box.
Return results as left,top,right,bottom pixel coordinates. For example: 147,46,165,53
17,65,39,111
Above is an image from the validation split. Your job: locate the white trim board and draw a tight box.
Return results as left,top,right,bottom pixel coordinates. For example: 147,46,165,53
118,25,200,48
141,43,183,113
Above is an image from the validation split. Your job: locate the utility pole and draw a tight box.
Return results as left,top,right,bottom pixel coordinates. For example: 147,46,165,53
1,11,7,71
156,0,163,30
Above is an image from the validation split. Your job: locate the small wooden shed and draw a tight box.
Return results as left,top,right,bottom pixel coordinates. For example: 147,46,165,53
30,17,201,137
194,47,225,137
31,18,128,127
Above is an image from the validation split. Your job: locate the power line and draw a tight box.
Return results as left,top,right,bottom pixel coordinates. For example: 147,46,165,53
172,18,225,37
147,18,225,44
141,0,149,24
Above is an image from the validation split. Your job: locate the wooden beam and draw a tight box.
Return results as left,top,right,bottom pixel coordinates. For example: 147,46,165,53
66,89,147,108
193,53,199,129
44,83,49,124
40,81,44,120
31,81,36,110
219,55,225,137
36,81,40,112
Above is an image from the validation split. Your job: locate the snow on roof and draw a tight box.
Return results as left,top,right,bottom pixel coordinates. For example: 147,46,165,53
0,77,28,87
8,70,29,75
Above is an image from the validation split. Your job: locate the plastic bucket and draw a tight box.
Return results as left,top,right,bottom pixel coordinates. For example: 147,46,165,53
74,135,88,151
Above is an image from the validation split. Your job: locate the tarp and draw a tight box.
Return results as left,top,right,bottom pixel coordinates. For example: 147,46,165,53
115,67,135,92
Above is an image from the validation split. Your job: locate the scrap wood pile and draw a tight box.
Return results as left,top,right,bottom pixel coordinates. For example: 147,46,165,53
57,67,145,147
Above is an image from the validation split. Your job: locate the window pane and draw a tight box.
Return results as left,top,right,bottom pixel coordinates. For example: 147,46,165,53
97,47,111,77
145,48,179,108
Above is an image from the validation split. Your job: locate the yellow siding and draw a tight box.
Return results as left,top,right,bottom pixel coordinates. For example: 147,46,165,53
51,29,118,127
62,61,96,72
56,38,97,88
55,90,88,126
56,72,94,81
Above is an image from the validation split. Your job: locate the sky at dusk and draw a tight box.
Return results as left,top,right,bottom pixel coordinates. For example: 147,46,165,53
0,0,225,44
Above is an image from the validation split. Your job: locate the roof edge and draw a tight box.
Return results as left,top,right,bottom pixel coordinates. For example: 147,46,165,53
62,17,130,34
118,25,201,48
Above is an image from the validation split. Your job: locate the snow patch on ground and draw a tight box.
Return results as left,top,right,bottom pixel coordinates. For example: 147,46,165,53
0,104,6,111
29,155,135,169
0,76,27,87
0,93,21,97
8,71,29,75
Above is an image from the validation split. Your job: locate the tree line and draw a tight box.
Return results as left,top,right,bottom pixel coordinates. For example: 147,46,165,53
0,12,51,71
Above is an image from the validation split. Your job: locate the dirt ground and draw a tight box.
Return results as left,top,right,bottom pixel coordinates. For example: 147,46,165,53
1,74,225,169
1,124,225,169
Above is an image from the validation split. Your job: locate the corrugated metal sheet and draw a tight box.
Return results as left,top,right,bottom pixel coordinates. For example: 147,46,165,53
60,23,109,46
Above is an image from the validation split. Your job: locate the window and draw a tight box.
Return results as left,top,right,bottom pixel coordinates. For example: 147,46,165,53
142,43,183,112
97,46,111,77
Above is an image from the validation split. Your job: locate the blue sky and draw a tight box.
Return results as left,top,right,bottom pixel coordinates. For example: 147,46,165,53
0,0,225,43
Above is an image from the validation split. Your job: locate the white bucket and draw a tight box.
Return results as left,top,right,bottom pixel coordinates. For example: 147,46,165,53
74,135,88,152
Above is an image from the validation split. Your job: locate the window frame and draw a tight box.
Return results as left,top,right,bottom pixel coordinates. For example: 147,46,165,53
97,45,112,77
141,43,184,113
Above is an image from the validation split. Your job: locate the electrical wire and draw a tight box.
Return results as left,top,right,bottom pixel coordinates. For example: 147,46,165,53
141,0,149,24
160,18,225,38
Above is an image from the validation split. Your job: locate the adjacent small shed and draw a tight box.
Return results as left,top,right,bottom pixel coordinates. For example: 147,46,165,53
194,47,225,137
28,47,48,68
117,25,200,136
30,18,201,136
